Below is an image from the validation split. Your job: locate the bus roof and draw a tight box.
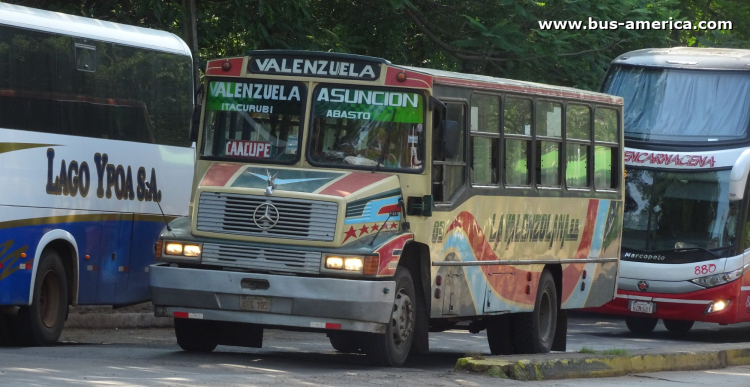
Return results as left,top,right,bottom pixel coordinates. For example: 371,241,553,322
0,3,191,57
240,50,622,105
399,65,622,105
613,47,750,71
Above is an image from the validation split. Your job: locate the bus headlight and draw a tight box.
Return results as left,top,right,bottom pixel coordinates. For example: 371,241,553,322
165,243,184,255
325,256,344,270
344,257,363,271
183,244,202,257
161,241,202,261
706,300,730,314
691,266,744,288
323,255,379,274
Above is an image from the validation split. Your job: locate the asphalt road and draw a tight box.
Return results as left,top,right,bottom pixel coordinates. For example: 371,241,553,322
2,313,750,386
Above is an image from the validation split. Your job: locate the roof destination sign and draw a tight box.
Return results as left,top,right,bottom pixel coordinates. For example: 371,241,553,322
248,54,381,81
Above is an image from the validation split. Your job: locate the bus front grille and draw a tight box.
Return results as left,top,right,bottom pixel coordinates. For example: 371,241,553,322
201,243,321,274
196,192,338,242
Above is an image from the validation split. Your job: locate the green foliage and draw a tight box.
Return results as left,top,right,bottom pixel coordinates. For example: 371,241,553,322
6,0,750,91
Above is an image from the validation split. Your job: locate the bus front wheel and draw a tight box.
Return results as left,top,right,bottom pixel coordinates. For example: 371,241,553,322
17,249,68,346
625,316,658,334
364,267,416,367
512,270,558,354
663,319,693,334
174,318,218,352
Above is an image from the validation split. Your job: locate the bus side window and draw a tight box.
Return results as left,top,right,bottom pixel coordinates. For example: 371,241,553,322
536,100,562,186
433,102,466,203
504,97,532,186
470,93,500,186
594,107,619,190
566,104,591,188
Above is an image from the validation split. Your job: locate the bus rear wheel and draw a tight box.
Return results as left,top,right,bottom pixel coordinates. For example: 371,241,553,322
512,270,558,354
364,267,416,367
17,249,68,346
328,332,365,353
174,318,218,353
663,319,694,334
625,316,658,334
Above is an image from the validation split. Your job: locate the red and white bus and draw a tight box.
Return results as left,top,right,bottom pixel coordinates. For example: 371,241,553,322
589,47,750,333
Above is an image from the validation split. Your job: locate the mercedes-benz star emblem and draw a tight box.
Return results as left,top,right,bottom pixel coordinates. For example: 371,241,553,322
637,280,649,292
253,203,279,230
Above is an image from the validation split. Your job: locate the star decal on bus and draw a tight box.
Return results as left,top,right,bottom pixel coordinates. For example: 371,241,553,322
343,226,358,242
358,224,369,236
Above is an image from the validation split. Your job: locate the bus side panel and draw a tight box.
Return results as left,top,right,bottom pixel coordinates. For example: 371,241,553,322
429,196,621,318
121,218,166,304
0,211,104,305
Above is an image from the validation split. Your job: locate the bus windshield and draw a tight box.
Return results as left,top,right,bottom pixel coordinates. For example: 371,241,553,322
308,85,425,171
603,66,750,143
201,79,306,163
623,168,738,259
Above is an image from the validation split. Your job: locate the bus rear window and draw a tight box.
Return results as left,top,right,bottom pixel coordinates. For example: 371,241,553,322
603,65,750,143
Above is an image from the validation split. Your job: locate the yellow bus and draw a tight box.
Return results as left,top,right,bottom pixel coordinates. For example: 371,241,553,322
149,51,624,366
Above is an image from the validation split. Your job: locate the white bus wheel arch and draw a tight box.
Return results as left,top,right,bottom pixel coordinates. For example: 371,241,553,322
29,231,79,307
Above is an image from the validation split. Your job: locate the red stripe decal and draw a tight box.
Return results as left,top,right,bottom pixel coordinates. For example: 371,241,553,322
377,204,401,215
318,172,388,197
325,323,342,330
205,57,244,76
574,200,599,259
174,312,189,319
200,163,242,187
384,67,433,89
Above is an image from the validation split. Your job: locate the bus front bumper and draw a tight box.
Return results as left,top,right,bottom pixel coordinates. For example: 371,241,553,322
149,263,396,333
584,280,740,324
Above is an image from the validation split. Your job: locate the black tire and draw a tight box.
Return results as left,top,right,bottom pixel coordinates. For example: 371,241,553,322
625,316,658,335
0,310,17,346
16,249,68,346
486,314,515,355
174,318,218,353
663,319,694,334
511,270,558,354
328,332,364,353
364,267,416,367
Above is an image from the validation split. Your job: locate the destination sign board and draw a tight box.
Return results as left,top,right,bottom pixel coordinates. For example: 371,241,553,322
247,54,381,81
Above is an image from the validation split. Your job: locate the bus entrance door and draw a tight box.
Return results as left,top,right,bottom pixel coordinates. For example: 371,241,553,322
96,213,134,304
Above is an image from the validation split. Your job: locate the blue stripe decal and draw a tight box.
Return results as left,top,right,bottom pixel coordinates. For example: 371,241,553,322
344,196,401,224
588,200,610,259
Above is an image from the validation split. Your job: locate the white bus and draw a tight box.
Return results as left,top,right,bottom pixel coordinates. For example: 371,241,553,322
590,47,750,334
0,4,195,345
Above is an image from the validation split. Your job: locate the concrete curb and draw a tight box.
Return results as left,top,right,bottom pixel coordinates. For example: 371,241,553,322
63,303,173,330
455,347,750,380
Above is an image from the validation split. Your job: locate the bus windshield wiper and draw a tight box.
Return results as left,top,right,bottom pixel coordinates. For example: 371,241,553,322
660,247,719,258
372,109,397,173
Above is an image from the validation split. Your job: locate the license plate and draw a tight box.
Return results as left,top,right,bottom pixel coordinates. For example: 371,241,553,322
629,300,655,314
240,296,271,312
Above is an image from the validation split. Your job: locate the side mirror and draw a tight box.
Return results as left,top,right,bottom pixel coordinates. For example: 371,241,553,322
189,84,203,143
441,120,460,159
407,195,433,217
729,148,750,201
189,103,201,143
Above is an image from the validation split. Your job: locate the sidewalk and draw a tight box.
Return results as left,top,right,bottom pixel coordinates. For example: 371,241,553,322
456,343,750,380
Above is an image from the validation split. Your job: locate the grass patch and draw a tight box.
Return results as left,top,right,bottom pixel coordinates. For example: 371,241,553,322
578,347,628,356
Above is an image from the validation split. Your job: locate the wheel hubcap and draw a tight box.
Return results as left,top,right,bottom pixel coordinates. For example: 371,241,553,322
40,270,60,328
391,288,414,349
539,290,552,342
